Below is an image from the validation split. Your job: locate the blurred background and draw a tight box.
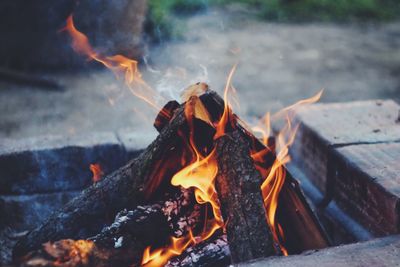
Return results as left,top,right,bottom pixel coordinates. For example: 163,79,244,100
0,0,399,139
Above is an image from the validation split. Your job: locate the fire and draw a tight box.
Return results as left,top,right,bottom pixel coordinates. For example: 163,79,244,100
62,15,163,111
142,90,224,267
63,13,324,262
214,64,237,139
89,163,103,183
254,90,323,255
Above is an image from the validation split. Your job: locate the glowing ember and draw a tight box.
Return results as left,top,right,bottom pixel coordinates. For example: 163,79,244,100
89,163,104,183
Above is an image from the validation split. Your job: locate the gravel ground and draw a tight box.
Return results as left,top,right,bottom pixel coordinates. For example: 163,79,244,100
0,7,399,139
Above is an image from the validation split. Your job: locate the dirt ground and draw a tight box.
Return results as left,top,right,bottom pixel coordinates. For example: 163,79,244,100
1,7,399,139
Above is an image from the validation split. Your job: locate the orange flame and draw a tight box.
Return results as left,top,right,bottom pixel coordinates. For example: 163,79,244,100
63,15,164,111
141,71,242,266
255,90,323,255
214,64,237,139
89,163,103,183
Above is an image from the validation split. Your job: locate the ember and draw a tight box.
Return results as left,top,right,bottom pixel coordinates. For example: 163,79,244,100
90,164,104,183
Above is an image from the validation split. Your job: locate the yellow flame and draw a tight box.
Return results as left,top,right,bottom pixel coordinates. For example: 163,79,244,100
256,90,322,255
214,64,237,139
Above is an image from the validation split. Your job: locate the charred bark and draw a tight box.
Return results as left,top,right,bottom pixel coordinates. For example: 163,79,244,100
18,189,205,267
214,130,275,263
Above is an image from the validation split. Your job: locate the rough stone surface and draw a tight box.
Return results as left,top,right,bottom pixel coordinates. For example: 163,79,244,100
290,100,400,194
288,100,400,236
0,191,80,231
0,132,127,194
239,235,400,267
334,143,400,235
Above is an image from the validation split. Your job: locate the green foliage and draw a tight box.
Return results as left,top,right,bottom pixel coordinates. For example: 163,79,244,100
257,0,400,22
145,0,400,41
145,0,208,42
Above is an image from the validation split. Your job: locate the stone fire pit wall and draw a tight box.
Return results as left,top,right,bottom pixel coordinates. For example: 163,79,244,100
0,129,156,233
289,100,400,237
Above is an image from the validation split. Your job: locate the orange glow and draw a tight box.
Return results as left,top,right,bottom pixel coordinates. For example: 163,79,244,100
63,15,164,111
43,239,94,265
89,163,103,183
255,90,323,255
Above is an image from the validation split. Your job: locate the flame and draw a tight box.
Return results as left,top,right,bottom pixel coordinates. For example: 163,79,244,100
214,64,237,139
254,90,323,255
141,149,222,266
142,79,232,266
63,15,164,111
89,163,103,183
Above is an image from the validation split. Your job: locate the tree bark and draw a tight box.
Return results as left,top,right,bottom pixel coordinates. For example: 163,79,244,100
214,130,276,263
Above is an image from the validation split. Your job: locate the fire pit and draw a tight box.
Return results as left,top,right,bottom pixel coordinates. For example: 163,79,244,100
1,92,400,266
1,7,400,267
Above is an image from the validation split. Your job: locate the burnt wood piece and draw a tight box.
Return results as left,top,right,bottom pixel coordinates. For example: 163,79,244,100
154,100,180,132
214,130,275,263
13,104,189,259
199,89,329,252
18,189,204,267
89,205,170,250
18,239,145,267
166,235,231,267
19,206,169,267
200,90,329,251
277,174,329,254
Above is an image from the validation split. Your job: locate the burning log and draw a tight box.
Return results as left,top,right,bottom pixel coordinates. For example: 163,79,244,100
13,103,190,259
214,130,275,262
17,188,208,266
165,235,230,267
199,89,330,253
14,84,329,266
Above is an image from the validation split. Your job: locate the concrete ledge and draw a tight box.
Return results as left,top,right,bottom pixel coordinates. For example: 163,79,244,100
289,100,400,236
334,143,400,235
0,191,80,230
0,132,127,194
291,100,400,195
240,235,400,267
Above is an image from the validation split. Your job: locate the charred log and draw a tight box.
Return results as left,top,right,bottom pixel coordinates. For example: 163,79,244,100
214,130,275,263
200,90,330,252
13,104,190,259
166,235,230,267
18,188,206,267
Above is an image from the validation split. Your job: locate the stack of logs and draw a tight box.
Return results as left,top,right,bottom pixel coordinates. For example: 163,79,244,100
13,84,329,267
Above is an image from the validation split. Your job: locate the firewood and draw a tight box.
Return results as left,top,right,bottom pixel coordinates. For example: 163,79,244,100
165,235,230,267
199,89,329,252
13,103,191,259
154,100,180,132
18,188,206,267
214,130,275,263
